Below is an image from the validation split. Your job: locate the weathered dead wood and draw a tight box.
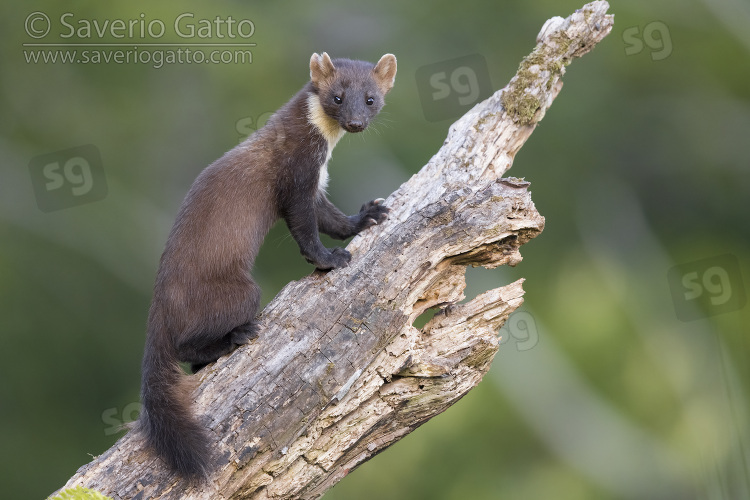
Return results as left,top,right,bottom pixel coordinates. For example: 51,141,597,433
58,2,612,498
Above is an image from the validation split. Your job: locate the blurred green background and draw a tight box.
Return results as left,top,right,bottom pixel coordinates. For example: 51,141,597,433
2,0,749,498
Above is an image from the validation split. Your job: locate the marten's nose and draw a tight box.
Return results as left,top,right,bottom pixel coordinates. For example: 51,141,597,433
344,120,366,132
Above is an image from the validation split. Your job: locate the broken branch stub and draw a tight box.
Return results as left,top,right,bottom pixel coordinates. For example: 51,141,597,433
59,2,613,498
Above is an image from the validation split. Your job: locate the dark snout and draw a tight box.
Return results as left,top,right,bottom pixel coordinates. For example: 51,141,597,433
343,119,367,133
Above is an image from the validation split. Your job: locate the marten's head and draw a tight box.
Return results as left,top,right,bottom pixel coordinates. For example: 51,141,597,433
309,52,397,134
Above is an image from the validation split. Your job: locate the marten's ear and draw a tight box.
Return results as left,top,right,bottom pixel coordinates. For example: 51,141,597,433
310,52,337,88
372,54,397,94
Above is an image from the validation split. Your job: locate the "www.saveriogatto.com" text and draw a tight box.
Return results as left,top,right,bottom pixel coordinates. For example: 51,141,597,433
23,47,253,68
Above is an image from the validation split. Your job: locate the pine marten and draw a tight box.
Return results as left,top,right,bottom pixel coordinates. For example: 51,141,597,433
138,52,397,480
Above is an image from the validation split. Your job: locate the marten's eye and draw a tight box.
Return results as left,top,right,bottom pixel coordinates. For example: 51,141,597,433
333,95,342,104
366,97,374,106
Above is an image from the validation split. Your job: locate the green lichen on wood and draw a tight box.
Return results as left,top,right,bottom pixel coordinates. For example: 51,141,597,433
473,111,502,132
501,28,576,125
48,487,113,500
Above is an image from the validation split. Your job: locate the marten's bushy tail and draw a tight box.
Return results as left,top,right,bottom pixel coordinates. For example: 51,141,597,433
139,329,211,480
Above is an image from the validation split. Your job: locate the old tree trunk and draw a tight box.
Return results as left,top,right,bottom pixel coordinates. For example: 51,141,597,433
59,3,613,499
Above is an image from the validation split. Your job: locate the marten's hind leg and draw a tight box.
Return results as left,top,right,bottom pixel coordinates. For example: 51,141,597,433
181,279,261,372
229,321,259,345
228,278,261,345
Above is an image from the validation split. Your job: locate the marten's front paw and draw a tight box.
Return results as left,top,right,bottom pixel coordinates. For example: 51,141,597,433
356,198,389,231
313,247,351,270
